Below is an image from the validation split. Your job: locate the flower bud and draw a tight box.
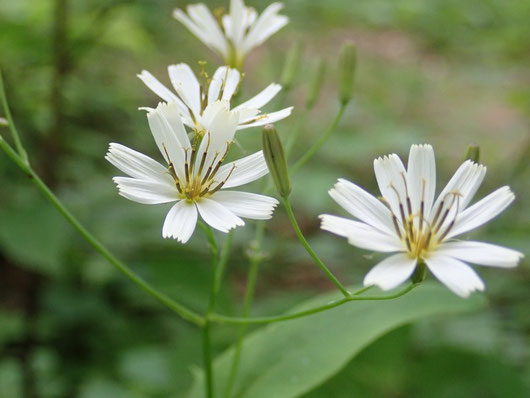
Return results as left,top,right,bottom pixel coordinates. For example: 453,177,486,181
464,143,480,163
281,41,303,90
305,58,326,110
262,124,291,198
0,117,8,126
338,43,357,105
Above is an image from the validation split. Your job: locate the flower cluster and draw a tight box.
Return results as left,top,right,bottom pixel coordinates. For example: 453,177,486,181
106,0,522,297
107,0,289,243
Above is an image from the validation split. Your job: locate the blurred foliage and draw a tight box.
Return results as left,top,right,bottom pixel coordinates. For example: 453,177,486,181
0,0,529,397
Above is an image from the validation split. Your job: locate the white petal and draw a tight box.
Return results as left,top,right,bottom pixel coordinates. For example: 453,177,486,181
237,107,293,129
220,68,241,102
436,241,523,268
106,143,172,185
197,105,238,173
373,153,408,220
319,214,404,252
168,64,201,117
208,66,228,103
228,0,246,46
234,83,282,111
147,104,189,182
216,151,268,188
430,160,486,220
329,179,396,236
137,70,179,103
446,186,515,239
162,200,198,243
113,177,177,204
363,253,417,291
406,144,436,224
173,6,228,57
242,3,288,54
196,198,244,233
424,252,485,298
211,191,279,220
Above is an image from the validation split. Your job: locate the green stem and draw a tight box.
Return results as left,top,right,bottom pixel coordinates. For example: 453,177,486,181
0,137,204,326
282,197,350,297
291,103,347,174
211,284,417,325
223,222,265,398
202,322,214,398
0,72,28,163
202,228,234,398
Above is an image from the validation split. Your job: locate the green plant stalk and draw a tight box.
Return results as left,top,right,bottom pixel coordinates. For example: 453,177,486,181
223,222,265,398
202,228,234,398
291,102,347,174
211,284,417,325
0,137,204,326
0,72,28,163
283,197,350,297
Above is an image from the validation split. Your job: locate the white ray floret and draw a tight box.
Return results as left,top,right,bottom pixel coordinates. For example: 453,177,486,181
138,64,292,134
106,102,279,243
320,144,523,298
173,0,288,68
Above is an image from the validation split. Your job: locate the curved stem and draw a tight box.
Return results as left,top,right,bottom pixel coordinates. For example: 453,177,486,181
211,284,417,325
0,72,28,163
291,103,347,174
282,197,350,297
0,137,204,326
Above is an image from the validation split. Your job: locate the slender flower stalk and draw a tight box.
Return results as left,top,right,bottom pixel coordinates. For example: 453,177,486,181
138,64,292,134
173,0,288,69
320,144,523,297
106,102,279,243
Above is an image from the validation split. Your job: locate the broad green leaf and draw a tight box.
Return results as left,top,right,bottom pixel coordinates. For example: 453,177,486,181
188,283,485,398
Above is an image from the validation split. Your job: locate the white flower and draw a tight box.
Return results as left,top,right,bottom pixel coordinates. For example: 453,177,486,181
138,64,292,134
106,102,279,243
320,144,523,297
173,0,288,68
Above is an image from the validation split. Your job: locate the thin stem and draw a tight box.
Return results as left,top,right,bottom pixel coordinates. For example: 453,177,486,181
282,197,350,297
0,137,204,326
223,222,265,398
0,72,28,163
202,228,233,398
211,283,417,325
202,322,214,398
291,103,347,174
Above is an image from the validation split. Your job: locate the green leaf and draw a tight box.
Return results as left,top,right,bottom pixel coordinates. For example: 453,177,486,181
187,283,485,398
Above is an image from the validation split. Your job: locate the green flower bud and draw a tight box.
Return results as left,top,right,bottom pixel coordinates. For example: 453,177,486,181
305,58,326,110
281,41,303,90
338,43,357,105
262,124,291,198
464,143,480,163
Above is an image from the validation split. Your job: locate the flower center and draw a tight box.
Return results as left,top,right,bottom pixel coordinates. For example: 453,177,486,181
382,174,461,259
164,135,235,202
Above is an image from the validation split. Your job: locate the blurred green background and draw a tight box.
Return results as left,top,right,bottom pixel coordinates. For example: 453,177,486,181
0,0,529,396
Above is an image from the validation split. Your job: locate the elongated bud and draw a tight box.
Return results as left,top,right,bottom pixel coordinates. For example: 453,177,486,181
0,117,8,126
338,43,357,105
281,41,303,90
305,59,326,109
464,143,480,163
262,124,291,198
